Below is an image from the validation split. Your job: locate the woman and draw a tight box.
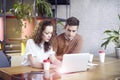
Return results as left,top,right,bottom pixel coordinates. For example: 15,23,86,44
22,20,61,68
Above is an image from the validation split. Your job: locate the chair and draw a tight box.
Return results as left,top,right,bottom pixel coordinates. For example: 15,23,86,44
11,55,23,66
0,50,10,68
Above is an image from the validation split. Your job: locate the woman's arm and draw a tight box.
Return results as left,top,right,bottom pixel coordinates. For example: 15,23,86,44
28,54,43,68
49,54,61,68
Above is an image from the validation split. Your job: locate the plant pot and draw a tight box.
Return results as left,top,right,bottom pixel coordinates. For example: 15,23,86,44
21,18,35,39
115,47,120,58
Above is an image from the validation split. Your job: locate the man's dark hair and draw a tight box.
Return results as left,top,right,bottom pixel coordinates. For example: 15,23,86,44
65,17,79,27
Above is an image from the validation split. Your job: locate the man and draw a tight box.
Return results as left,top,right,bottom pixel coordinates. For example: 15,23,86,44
52,17,83,61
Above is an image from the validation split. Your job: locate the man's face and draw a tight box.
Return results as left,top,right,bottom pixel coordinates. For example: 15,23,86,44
65,25,78,40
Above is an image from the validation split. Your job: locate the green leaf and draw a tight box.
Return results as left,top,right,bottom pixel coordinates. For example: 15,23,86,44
36,0,53,17
118,14,120,21
104,30,112,33
101,40,110,49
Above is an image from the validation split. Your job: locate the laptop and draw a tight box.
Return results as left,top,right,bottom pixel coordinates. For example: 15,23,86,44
60,53,89,73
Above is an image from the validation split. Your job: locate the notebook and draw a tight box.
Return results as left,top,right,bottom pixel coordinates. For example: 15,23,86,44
60,53,89,73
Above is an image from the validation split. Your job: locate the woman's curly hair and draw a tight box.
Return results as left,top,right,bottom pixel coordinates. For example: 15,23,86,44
32,20,54,52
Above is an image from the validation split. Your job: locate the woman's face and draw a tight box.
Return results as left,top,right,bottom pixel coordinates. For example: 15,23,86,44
42,26,53,42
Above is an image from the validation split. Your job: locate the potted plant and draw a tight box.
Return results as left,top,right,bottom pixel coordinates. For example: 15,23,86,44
8,1,35,38
9,1,33,28
36,0,53,17
101,15,120,58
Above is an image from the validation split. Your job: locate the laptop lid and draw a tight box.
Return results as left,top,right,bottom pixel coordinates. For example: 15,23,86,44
60,53,89,73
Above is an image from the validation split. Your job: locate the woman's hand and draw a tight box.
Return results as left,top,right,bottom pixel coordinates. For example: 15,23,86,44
49,54,62,69
50,63,61,69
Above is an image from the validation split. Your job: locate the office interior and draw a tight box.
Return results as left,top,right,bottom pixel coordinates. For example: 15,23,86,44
0,0,120,66
0,0,120,80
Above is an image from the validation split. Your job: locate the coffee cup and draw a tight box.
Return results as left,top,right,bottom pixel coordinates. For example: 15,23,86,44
43,59,50,71
99,50,105,63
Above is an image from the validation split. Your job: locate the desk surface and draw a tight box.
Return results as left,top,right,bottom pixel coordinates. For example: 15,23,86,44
0,56,120,80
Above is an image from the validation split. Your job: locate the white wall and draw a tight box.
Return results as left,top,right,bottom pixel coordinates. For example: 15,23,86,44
56,0,120,55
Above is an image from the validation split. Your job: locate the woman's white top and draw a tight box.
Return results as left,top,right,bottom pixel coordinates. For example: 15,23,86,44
21,39,55,66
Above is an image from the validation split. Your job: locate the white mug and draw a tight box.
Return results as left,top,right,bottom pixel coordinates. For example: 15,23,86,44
99,50,105,63
43,60,50,71
89,54,94,63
